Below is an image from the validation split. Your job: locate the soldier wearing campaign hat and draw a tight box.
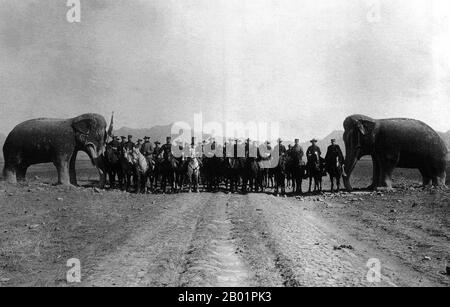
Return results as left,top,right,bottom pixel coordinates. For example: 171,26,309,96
306,138,322,161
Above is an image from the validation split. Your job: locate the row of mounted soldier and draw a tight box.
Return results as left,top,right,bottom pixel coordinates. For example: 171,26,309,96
102,134,345,195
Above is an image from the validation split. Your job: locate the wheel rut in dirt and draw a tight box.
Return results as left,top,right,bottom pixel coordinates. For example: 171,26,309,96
179,193,253,287
82,193,211,286
227,194,302,287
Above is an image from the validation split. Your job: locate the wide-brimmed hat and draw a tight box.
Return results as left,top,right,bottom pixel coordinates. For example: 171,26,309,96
310,139,318,143
144,136,150,140
331,138,336,142
121,136,126,139
154,141,161,145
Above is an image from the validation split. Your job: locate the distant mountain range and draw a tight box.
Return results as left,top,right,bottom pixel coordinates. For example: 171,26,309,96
0,128,449,162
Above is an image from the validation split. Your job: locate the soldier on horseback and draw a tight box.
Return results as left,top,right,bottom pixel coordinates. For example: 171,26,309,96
291,139,304,162
135,138,143,151
274,138,287,157
307,138,322,160
140,136,154,157
119,136,127,151
158,136,173,160
125,135,135,151
108,135,120,149
153,141,161,158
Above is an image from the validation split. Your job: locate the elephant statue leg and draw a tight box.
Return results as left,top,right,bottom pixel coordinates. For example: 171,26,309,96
3,166,17,184
435,172,446,187
54,158,71,186
16,164,29,182
419,168,432,187
379,152,399,190
69,151,78,186
367,155,381,190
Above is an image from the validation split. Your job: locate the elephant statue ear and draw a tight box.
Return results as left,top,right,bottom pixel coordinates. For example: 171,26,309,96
355,119,375,136
72,118,92,136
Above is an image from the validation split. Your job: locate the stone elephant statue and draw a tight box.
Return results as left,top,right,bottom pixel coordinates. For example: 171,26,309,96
2,113,110,187
342,114,447,191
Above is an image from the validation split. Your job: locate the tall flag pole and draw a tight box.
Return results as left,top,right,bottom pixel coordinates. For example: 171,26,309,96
107,111,114,141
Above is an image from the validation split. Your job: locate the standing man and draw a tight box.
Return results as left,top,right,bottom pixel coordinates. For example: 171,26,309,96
325,138,344,166
140,136,154,157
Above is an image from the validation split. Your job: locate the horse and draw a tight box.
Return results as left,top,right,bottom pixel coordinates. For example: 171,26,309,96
307,152,326,193
286,155,306,195
129,147,150,194
244,154,262,193
203,156,223,192
159,154,182,194
224,157,245,193
121,148,136,192
186,156,201,192
173,156,186,192
326,156,343,193
102,144,123,189
274,154,288,196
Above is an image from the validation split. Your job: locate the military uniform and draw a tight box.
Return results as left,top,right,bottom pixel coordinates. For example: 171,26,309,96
290,143,304,162
307,144,322,159
325,144,344,164
158,142,173,160
108,138,120,149
119,137,127,151
140,140,154,157
274,141,287,157
153,142,161,158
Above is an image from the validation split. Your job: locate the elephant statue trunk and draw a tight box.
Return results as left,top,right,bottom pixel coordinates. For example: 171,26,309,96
85,142,107,188
342,147,361,191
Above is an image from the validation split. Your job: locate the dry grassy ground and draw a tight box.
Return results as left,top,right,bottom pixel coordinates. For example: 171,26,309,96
0,160,448,287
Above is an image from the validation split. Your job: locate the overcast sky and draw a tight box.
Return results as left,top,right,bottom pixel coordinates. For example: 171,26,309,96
0,0,449,140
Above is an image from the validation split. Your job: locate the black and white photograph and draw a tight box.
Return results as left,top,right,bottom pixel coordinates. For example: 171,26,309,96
0,0,449,291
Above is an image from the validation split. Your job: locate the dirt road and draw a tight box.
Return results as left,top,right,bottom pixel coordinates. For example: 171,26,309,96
78,193,448,287
0,179,449,287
